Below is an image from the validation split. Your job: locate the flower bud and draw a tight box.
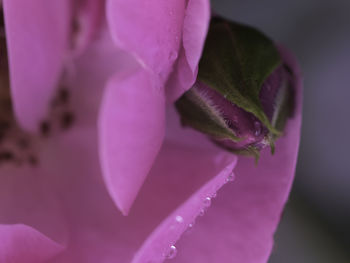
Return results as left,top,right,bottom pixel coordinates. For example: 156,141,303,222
175,17,295,159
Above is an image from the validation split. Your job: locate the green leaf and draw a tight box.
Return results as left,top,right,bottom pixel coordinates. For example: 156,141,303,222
198,17,282,135
175,86,241,142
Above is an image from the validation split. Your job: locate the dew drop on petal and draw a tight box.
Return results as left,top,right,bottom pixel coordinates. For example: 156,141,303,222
168,51,178,61
199,208,206,217
203,197,211,207
166,245,177,259
226,172,234,182
185,221,195,235
175,215,184,223
212,192,217,199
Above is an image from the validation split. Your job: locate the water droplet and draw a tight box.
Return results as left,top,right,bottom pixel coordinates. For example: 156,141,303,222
175,215,184,223
168,51,178,61
203,197,211,207
212,192,217,199
224,94,228,99
185,221,195,235
226,172,234,182
166,245,177,259
199,208,206,216
254,121,262,136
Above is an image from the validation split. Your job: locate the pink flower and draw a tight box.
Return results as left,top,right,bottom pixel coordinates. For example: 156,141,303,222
0,1,302,263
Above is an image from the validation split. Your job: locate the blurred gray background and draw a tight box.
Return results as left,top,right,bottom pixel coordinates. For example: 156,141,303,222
211,0,350,262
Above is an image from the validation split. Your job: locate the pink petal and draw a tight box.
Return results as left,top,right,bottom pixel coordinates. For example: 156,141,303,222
98,68,166,215
0,224,63,263
3,0,70,131
106,0,186,84
166,0,210,101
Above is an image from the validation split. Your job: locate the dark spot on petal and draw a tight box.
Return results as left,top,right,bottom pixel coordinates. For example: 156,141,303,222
28,155,38,166
61,112,74,129
17,138,29,149
0,131,5,142
40,121,51,136
58,88,69,104
0,121,10,131
283,64,293,75
0,8,5,38
0,150,14,161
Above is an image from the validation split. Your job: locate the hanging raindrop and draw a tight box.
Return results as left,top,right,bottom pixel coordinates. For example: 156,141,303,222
166,245,177,260
226,172,234,182
175,215,184,223
203,197,211,207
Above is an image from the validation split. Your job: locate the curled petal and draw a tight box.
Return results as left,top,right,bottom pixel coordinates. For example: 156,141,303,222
3,0,70,131
98,69,165,215
0,224,63,263
166,0,210,101
106,0,186,84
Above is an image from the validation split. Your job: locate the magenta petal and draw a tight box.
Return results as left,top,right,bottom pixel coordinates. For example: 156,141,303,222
166,0,210,102
106,0,186,84
98,69,166,215
3,0,70,131
0,224,63,263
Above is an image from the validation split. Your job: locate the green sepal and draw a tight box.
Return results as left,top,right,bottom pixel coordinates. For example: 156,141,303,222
175,87,241,142
198,17,282,135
